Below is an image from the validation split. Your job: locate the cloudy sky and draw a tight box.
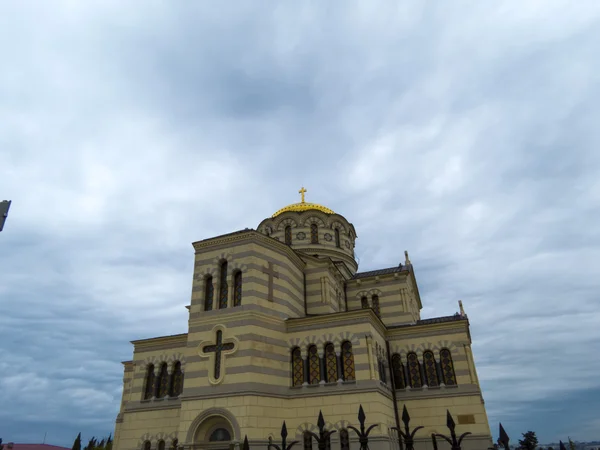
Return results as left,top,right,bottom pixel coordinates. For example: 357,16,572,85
1,0,600,446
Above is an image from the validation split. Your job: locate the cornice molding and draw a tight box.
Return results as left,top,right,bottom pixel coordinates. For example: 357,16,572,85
387,319,469,337
286,308,387,337
131,333,188,349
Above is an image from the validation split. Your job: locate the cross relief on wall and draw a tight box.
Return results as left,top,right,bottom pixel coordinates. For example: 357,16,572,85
198,326,239,385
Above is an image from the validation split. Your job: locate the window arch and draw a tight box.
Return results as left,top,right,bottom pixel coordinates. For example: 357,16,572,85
218,261,228,309
407,352,422,388
440,349,457,385
339,429,350,450
158,441,165,450
308,345,320,384
233,271,242,307
156,362,169,397
391,354,406,389
285,226,292,245
143,441,151,450
324,343,337,383
204,275,214,311
303,431,313,450
361,296,369,309
170,361,184,397
334,228,341,248
341,341,355,381
423,351,439,387
371,295,380,317
291,347,304,387
143,364,155,400
310,223,319,244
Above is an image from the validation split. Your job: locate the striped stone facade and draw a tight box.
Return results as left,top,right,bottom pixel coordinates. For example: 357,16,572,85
113,207,493,450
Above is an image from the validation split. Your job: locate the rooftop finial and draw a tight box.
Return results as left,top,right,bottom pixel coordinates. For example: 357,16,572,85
404,250,411,265
459,300,466,316
299,186,307,203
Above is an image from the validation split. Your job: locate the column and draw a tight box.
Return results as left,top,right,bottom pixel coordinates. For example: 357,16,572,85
318,345,326,384
165,363,173,398
335,343,343,383
228,274,235,308
417,351,427,388
434,350,445,386
365,335,376,380
302,348,309,386
152,364,160,399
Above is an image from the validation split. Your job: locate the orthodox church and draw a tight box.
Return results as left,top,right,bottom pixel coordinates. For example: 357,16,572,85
113,189,493,450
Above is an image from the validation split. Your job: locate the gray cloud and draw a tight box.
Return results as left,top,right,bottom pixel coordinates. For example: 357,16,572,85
1,0,600,445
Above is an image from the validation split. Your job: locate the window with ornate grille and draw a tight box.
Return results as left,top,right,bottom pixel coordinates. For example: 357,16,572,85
407,352,422,388
158,441,165,450
361,296,368,309
218,261,228,309
440,349,457,385
324,343,337,383
143,441,151,450
341,341,355,381
143,364,155,400
303,431,313,450
204,276,214,311
156,362,169,397
292,347,304,386
391,354,406,389
339,429,350,450
233,271,242,307
308,345,321,384
423,351,439,387
371,295,380,317
170,361,184,397
310,223,319,243
285,226,292,245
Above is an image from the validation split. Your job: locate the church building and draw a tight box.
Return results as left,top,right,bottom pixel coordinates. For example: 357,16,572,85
113,189,493,450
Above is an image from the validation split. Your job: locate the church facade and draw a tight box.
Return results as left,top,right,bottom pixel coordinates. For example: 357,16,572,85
113,190,493,450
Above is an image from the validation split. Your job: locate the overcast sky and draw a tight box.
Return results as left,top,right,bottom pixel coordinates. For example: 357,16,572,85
1,0,600,446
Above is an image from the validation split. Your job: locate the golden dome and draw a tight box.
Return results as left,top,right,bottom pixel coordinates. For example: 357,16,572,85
272,187,335,218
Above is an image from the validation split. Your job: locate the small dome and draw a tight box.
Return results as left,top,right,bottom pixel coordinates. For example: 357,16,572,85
272,187,335,217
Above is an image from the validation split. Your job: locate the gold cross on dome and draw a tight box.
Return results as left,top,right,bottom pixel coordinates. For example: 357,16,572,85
299,186,307,203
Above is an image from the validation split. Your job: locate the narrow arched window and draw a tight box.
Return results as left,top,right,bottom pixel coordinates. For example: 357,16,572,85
303,431,313,450
158,441,165,450
169,361,183,397
392,354,406,389
440,349,457,385
371,295,380,317
143,364,155,400
407,352,422,388
204,276,214,311
341,341,355,381
423,351,439,387
310,223,319,244
335,228,341,248
171,440,178,450
143,441,151,450
233,271,242,307
308,345,320,384
324,343,337,383
339,429,350,450
285,226,292,245
292,347,304,387
218,261,228,309
156,362,169,397
361,296,369,309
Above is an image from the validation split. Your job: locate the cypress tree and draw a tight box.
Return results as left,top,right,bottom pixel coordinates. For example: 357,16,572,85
72,433,82,450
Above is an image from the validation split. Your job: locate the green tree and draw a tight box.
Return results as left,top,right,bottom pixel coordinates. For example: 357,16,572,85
519,431,539,450
72,433,82,450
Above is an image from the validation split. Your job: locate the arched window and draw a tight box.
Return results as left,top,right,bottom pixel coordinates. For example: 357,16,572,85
291,347,304,387
204,275,214,311
209,428,231,442
143,441,151,450
143,364,155,400
303,431,313,450
371,295,380,317
285,226,292,245
361,296,369,309
218,261,228,309
308,345,320,384
324,343,337,383
335,228,341,248
170,361,184,397
171,439,178,450
423,351,439,387
310,224,319,244
440,349,457,385
407,352,422,388
156,362,169,397
233,271,242,307
392,354,406,389
339,429,350,450
341,341,355,381
158,441,165,450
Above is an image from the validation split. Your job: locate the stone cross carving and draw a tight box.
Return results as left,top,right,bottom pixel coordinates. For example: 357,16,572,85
262,261,279,302
200,329,237,380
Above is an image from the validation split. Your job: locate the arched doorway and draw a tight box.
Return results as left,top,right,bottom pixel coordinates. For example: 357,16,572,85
190,414,235,450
